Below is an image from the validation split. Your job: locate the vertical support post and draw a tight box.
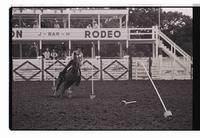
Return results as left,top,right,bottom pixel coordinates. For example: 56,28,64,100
119,42,122,58
152,43,156,58
91,42,94,58
126,9,128,28
129,56,132,80
38,13,41,28
19,44,22,59
39,40,42,56
149,56,152,78
90,43,96,99
119,17,122,28
152,26,154,39
126,40,129,55
159,54,162,79
39,40,44,81
100,58,103,81
158,8,161,30
155,26,159,58
98,40,100,56
92,59,94,93
63,16,66,28
126,10,129,44
68,14,70,28
69,40,71,57
41,55,44,81
174,47,176,55
98,14,100,28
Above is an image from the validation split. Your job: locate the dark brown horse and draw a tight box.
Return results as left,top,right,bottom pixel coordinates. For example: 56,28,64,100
54,53,81,97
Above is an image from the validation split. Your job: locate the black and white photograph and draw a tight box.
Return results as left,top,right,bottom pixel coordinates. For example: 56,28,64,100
10,7,193,130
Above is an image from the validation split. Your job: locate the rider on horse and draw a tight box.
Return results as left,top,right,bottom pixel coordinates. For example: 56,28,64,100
55,50,82,95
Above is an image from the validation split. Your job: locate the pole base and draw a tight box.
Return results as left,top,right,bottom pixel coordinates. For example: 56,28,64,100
90,94,96,99
120,100,136,106
164,110,172,119
120,100,127,106
52,86,56,96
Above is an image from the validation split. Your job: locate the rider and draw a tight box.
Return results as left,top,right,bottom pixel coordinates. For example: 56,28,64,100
70,47,83,85
72,48,83,64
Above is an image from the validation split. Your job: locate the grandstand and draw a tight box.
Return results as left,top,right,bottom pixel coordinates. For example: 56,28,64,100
11,8,192,81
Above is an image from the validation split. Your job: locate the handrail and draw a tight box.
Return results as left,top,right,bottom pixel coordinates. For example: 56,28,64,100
159,32,187,57
158,30,192,63
158,30,190,57
129,28,153,30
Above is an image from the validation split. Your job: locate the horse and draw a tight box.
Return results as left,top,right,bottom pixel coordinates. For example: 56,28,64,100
53,52,81,97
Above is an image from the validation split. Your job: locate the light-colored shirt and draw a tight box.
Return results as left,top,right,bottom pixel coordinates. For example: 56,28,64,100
43,51,51,59
54,23,60,28
51,51,58,60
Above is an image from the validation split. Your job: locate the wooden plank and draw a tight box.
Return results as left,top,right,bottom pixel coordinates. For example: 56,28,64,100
13,59,42,81
102,59,129,80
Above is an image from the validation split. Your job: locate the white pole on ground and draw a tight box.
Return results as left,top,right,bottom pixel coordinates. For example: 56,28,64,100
140,61,172,118
120,100,136,105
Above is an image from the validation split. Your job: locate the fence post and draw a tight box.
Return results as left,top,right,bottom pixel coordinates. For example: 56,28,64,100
149,56,152,78
129,56,132,80
41,57,44,81
159,55,162,79
100,58,103,81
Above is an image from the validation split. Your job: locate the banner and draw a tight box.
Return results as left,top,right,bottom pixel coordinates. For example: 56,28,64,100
12,28,128,40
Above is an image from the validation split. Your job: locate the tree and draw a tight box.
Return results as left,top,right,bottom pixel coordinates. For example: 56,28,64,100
128,8,160,27
161,11,192,56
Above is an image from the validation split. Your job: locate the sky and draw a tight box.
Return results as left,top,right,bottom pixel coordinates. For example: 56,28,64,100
162,8,193,17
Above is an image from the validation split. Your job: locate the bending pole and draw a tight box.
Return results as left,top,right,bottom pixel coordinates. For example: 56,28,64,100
140,61,167,112
90,42,96,99
91,60,94,95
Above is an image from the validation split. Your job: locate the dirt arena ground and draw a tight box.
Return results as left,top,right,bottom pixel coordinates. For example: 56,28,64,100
11,80,192,130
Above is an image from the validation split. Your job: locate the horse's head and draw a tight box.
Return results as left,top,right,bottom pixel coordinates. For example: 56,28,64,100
71,53,81,73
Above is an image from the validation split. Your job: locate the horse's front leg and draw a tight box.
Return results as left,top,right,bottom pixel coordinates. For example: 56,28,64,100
64,82,74,98
66,87,73,98
54,81,66,97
